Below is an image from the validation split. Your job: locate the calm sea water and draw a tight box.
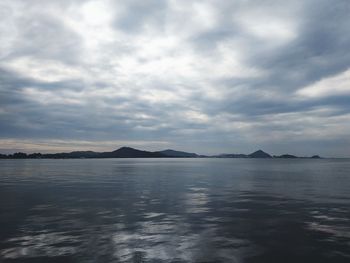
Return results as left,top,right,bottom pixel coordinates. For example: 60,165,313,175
0,158,349,263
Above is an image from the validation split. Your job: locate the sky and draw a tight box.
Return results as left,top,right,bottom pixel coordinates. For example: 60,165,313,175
0,0,350,157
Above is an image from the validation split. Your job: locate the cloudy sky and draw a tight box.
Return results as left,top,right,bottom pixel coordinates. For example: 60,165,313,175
1,0,350,156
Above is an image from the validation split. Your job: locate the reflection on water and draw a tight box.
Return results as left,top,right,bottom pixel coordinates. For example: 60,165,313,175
0,158,350,262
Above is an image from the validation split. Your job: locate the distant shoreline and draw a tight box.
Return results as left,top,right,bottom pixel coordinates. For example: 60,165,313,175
0,147,322,159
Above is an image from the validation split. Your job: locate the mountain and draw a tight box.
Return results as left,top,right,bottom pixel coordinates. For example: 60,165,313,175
99,147,165,158
155,149,198,157
248,150,272,158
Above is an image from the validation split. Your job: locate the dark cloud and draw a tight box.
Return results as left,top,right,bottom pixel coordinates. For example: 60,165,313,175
246,0,350,89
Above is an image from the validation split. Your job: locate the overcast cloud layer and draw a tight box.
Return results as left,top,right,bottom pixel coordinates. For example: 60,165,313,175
1,0,350,156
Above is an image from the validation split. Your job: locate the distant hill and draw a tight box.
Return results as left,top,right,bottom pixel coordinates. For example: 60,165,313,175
155,149,198,157
248,150,272,158
211,149,272,158
0,147,166,159
99,147,165,158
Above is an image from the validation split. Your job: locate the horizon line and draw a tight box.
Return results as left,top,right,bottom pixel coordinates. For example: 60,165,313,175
0,146,333,159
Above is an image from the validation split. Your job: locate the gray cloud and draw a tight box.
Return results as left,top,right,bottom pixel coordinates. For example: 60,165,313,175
114,0,169,33
0,0,350,156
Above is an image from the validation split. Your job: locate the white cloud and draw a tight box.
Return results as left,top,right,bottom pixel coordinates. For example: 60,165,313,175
4,56,83,82
235,3,299,47
297,68,350,98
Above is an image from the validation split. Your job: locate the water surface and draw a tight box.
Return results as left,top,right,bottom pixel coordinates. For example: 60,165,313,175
0,158,349,262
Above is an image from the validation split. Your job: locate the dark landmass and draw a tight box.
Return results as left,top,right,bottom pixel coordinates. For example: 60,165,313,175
99,147,164,158
215,153,248,158
311,155,321,159
214,150,272,158
154,149,198,158
248,150,272,158
0,147,322,159
273,154,298,158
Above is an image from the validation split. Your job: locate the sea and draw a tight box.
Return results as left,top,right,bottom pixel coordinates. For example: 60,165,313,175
0,158,349,263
